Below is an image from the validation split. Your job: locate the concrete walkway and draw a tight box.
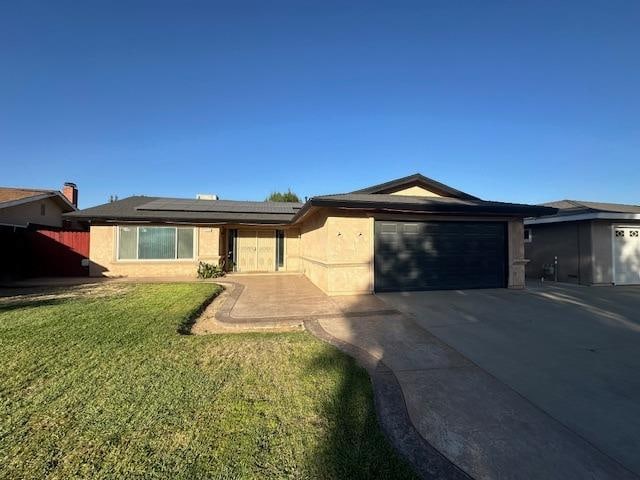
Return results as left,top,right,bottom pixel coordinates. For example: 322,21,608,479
216,274,396,322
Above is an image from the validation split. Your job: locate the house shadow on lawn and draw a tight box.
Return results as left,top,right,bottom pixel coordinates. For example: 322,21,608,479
303,349,417,480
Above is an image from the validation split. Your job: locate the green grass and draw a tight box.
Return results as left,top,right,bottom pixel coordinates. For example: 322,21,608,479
0,283,416,479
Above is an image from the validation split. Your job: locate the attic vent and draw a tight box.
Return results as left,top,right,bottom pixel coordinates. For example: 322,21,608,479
197,194,218,200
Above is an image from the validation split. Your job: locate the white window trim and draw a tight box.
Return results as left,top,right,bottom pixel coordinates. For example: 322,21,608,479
116,226,198,262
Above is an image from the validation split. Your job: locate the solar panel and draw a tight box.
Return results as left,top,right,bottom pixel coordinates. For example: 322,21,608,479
136,198,302,214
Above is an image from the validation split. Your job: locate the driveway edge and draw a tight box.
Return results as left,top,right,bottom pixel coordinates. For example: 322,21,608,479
304,318,471,480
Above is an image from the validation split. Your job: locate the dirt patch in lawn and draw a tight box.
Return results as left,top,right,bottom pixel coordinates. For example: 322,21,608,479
0,283,133,309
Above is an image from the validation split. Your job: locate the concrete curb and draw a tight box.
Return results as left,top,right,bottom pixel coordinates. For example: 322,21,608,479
304,318,471,480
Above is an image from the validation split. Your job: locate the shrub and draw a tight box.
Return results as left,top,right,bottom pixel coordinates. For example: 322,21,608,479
197,261,225,279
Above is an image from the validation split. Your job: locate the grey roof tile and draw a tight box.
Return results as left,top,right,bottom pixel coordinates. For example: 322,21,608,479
542,199,640,215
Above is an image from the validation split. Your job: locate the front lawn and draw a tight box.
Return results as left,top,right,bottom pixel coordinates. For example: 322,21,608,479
0,283,415,479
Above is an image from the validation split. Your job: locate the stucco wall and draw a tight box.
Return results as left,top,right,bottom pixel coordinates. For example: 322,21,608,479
284,228,300,272
300,210,374,295
299,210,330,292
326,214,373,294
507,219,526,288
0,198,66,228
389,185,442,197
591,220,615,285
89,225,222,277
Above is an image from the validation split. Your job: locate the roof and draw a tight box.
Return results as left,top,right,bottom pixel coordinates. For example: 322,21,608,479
351,173,480,200
291,193,556,222
65,196,303,224
65,173,553,224
543,200,640,215
0,187,76,212
526,199,640,225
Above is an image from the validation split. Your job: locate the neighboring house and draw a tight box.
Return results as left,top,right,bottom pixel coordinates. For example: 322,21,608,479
65,174,554,295
525,200,640,286
0,183,89,280
0,183,78,229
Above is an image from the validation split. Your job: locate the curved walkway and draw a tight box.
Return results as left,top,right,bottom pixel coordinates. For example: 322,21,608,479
213,275,638,480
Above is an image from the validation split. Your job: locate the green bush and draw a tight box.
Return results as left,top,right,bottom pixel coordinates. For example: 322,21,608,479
197,261,225,279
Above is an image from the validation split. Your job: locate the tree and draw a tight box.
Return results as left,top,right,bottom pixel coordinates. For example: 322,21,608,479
265,189,301,203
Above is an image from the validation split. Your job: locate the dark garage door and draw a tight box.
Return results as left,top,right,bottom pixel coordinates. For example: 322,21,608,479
375,221,507,292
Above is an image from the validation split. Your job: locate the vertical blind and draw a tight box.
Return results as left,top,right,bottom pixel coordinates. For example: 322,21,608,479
118,226,195,260
139,227,175,259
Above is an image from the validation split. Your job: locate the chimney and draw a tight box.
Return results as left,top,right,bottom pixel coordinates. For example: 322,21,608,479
63,182,78,207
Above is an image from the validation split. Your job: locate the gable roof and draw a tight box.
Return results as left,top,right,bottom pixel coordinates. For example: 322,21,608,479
291,193,556,222
0,187,76,212
351,173,480,200
526,199,640,225
66,173,554,224
65,196,302,224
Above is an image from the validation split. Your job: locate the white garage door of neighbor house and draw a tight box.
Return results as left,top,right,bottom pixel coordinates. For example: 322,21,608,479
613,226,640,285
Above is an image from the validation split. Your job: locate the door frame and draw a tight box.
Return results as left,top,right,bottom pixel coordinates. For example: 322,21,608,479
232,228,279,273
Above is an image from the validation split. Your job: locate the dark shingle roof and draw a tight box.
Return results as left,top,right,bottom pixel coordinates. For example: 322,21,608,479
351,173,480,200
291,193,556,221
542,199,640,215
65,196,302,224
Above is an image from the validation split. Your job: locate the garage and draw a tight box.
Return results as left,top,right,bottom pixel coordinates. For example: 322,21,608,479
374,221,507,292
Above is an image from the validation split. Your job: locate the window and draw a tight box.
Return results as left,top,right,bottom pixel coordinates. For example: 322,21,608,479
524,228,532,243
403,223,419,234
276,230,285,269
40,203,46,216
380,223,397,234
118,226,195,260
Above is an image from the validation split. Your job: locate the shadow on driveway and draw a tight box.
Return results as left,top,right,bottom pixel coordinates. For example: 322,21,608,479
377,283,640,478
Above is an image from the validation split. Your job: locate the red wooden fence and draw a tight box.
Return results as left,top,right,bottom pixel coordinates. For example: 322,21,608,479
27,229,90,277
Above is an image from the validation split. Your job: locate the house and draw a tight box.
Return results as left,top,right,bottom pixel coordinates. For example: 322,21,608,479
525,200,640,286
64,174,554,295
0,182,89,280
0,183,78,229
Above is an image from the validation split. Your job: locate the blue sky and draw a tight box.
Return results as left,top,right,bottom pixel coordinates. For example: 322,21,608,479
1,1,638,208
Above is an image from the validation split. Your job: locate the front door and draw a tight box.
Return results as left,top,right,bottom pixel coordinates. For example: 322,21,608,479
236,229,276,272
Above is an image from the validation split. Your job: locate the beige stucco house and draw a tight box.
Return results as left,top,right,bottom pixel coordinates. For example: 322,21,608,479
65,174,554,295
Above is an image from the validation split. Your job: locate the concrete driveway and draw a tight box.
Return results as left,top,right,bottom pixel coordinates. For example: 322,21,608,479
212,275,640,478
378,283,640,478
